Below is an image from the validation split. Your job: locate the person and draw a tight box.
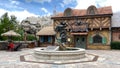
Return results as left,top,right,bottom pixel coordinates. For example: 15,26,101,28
8,41,14,51
14,43,22,51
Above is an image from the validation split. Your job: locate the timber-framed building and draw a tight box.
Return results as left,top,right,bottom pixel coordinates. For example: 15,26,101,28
51,5,113,49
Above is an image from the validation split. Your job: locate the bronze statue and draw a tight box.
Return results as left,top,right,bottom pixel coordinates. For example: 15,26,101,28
55,22,68,50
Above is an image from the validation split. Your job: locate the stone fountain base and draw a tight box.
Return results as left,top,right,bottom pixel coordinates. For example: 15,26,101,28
20,47,99,64
33,46,85,60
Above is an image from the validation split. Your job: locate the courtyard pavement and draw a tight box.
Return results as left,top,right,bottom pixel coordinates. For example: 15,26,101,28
0,48,120,68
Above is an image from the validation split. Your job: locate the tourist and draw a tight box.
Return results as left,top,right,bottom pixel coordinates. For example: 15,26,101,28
8,41,14,51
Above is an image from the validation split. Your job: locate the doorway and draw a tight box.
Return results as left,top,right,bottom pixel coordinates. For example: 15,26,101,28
75,36,86,49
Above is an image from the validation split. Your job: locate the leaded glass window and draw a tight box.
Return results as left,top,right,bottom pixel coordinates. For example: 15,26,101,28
93,34,102,43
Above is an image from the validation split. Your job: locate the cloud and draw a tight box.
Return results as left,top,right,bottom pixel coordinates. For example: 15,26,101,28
11,0,20,5
60,0,76,7
0,0,23,10
60,3,64,8
63,0,75,5
41,8,48,13
41,8,52,16
0,8,39,22
75,0,120,12
26,0,51,3
75,0,97,9
25,0,32,2
99,0,120,12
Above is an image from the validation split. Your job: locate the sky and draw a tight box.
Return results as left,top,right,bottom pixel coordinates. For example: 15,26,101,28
0,0,120,22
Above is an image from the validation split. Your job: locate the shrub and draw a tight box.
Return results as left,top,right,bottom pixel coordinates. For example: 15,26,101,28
27,34,36,41
111,41,120,49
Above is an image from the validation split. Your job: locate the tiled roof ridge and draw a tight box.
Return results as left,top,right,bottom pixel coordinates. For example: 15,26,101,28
53,6,112,17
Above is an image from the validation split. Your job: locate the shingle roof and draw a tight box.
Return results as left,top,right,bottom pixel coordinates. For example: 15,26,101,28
36,26,56,36
53,6,112,17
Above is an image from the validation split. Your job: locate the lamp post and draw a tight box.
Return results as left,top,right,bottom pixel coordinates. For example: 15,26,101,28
67,37,71,47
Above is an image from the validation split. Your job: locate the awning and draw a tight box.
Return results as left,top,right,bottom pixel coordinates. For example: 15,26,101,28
71,32,88,35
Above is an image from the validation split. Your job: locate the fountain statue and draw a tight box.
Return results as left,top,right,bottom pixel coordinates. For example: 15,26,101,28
55,22,68,50
33,21,85,60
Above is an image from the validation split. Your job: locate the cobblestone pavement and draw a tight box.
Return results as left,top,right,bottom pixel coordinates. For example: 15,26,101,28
0,48,120,68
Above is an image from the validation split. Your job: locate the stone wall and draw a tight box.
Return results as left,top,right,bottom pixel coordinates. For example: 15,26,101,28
0,41,35,50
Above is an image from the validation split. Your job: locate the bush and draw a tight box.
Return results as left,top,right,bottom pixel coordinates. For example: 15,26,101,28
27,34,36,41
111,42,120,49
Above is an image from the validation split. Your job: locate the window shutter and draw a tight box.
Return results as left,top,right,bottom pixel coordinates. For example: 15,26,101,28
48,37,51,43
40,37,44,42
89,36,93,44
102,37,107,44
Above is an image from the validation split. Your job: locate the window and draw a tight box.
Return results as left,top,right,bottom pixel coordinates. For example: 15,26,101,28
40,36,52,43
87,5,98,15
44,36,48,42
64,8,72,16
89,34,107,44
65,11,71,16
76,38,79,42
93,34,102,43
89,8,95,15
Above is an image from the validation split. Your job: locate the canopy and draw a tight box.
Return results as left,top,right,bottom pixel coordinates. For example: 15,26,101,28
1,30,21,37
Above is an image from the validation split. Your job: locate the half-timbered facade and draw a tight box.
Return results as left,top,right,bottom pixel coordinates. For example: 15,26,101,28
52,5,113,49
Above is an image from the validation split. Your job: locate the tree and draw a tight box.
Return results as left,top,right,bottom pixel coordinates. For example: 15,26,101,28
0,12,19,40
0,12,18,31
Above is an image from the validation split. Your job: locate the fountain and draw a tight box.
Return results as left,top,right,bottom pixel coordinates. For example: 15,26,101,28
33,22,85,60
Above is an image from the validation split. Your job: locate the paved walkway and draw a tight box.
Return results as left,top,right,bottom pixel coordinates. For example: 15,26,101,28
0,48,120,68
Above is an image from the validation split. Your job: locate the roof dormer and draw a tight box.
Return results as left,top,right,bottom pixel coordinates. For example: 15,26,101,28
64,8,72,17
87,5,98,15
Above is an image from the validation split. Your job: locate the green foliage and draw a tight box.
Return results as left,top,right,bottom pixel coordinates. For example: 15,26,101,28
12,29,24,41
27,34,36,41
111,41,120,49
0,12,20,41
0,12,37,41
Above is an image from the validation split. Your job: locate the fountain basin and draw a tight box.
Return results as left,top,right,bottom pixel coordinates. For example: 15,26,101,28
33,47,85,60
